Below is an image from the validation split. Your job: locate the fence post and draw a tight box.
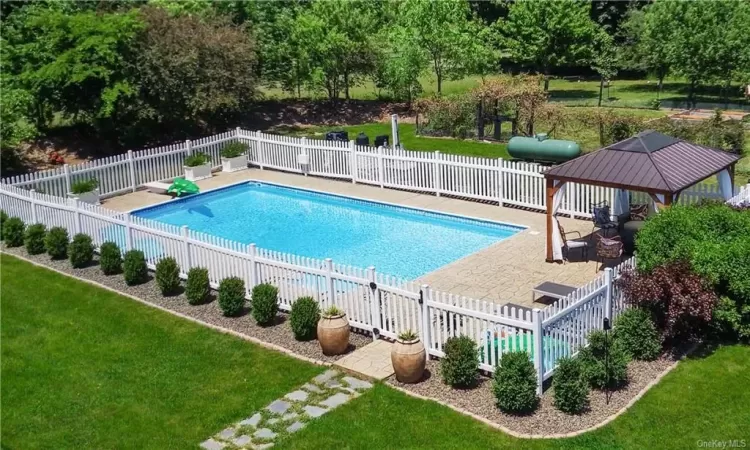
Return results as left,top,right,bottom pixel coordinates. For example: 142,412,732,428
124,214,133,251
63,164,72,194
181,226,192,272
300,137,308,176
349,140,357,184
367,266,381,340
325,258,335,309
185,139,192,157
248,243,258,289
420,284,431,358
127,150,137,192
72,198,82,234
235,126,241,140
377,146,384,188
604,267,613,320
532,308,544,395
496,159,504,206
29,189,38,223
256,131,264,170
433,151,441,197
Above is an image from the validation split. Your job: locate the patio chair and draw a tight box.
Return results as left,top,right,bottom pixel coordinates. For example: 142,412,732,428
595,234,623,272
558,221,588,262
591,201,618,237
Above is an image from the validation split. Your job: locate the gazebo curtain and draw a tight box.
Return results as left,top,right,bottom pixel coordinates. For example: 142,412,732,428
717,169,734,200
612,189,629,217
551,181,567,261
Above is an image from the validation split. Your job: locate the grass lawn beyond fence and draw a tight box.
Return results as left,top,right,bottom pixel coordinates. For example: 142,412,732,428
2,254,749,450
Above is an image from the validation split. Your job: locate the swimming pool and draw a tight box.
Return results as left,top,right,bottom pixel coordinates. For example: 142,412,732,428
133,181,524,279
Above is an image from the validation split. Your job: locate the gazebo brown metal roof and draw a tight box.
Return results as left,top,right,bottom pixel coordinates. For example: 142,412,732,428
542,130,739,262
543,130,739,194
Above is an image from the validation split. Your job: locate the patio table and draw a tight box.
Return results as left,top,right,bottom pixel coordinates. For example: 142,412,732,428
532,281,576,303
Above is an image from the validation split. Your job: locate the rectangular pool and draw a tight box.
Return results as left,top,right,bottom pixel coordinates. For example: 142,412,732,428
133,181,524,279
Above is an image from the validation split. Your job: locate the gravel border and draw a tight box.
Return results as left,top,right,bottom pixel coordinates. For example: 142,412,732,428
2,246,371,364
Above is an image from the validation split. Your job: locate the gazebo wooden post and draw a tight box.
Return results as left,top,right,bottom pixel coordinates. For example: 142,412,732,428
545,177,564,263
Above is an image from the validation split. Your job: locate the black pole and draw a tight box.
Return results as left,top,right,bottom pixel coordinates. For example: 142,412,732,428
603,317,611,405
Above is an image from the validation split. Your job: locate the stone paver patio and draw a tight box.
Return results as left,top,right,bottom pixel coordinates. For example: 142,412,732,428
103,168,606,308
334,339,394,380
200,369,372,449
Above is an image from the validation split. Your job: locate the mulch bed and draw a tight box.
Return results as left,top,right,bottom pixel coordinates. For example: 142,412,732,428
2,246,371,364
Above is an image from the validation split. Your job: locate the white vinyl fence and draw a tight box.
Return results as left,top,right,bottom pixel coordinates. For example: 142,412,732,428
0,180,638,393
727,183,750,206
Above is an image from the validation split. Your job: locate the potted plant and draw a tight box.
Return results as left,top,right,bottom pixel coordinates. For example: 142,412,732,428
220,141,249,173
184,152,212,181
391,329,426,383
67,179,100,205
317,305,350,356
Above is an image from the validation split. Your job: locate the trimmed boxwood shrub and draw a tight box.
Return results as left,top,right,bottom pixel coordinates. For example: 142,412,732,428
45,227,69,259
99,241,122,275
579,330,629,389
553,356,589,414
123,250,148,285
218,277,245,316
290,296,320,340
3,217,25,247
251,283,278,325
24,224,46,255
69,233,94,268
186,267,210,305
493,351,538,413
155,257,181,295
0,210,8,240
613,308,662,361
441,335,479,387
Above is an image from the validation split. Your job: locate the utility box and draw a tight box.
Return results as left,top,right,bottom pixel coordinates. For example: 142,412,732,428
355,132,369,147
325,131,349,141
374,135,389,148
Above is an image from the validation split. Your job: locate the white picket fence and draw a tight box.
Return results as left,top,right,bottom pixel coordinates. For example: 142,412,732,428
727,183,750,206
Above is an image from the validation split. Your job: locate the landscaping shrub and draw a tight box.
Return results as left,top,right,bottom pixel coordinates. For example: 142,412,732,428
218,277,245,316
99,241,122,275
289,296,320,340
0,210,7,240
220,141,248,158
123,250,148,285
619,261,718,339
45,226,69,258
3,217,25,247
68,233,94,268
155,257,181,295
71,178,99,194
492,351,538,413
613,308,662,361
579,330,629,390
24,224,46,255
552,356,589,414
441,335,479,387
184,152,210,167
186,267,210,305
713,296,750,341
251,283,278,325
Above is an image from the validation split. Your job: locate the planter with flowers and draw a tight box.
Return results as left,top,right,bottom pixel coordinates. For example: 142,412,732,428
67,179,100,205
184,152,212,181
220,141,249,173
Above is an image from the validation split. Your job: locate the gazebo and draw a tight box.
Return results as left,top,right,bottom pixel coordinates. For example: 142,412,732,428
543,130,740,262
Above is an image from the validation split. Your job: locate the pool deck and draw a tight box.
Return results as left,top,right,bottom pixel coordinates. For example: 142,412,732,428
103,169,605,309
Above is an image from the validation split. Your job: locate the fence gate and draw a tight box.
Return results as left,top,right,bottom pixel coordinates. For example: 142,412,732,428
374,283,423,340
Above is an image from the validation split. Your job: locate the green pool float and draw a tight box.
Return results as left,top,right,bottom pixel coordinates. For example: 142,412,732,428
167,177,200,197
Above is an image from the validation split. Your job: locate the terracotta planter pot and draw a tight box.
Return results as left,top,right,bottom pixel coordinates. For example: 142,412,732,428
391,338,426,383
317,313,350,355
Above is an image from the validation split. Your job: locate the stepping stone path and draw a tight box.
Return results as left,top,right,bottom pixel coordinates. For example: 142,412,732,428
200,370,373,450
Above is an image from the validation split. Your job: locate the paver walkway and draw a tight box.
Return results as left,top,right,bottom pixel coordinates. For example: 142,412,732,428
334,339,394,380
200,370,373,450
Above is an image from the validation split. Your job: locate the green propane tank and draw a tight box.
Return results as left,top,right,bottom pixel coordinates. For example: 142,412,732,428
508,134,581,163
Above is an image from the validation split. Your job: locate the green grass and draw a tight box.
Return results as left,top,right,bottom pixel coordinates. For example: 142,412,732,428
0,254,323,450
277,344,750,449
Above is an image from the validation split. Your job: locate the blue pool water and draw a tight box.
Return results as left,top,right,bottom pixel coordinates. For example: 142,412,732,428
133,182,523,279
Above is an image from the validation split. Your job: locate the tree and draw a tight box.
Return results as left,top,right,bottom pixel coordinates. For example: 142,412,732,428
501,0,600,91
619,5,672,100
592,30,618,107
373,25,428,104
396,0,485,94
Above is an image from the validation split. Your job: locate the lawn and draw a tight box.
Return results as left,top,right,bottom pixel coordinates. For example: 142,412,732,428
0,254,323,450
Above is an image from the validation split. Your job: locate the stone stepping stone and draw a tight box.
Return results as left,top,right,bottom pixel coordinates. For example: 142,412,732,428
320,392,350,409
285,390,309,402
267,418,280,425
342,376,373,390
287,421,305,433
200,439,226,450
218,428,236,440
254,428,277,440
253,444,274,450
266,399,291,415
282,412,298,421
239,413,262,427
324,379,343,389
232,435,252,447
303,405,328,418
313,369,339,384
301,383,324,394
